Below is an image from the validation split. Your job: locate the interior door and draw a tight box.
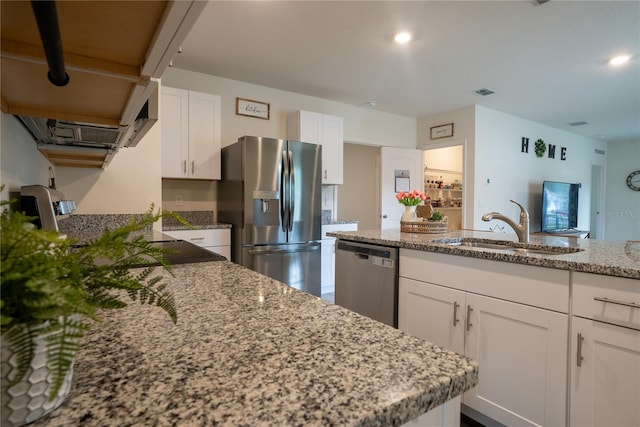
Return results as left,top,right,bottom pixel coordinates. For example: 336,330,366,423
379,147,423,229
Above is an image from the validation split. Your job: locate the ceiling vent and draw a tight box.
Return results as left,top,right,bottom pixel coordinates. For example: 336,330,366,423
475,88,495,96
533,0,550,5
569,121,589,126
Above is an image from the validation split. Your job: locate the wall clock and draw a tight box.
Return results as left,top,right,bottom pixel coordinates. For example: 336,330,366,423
627,170,640,191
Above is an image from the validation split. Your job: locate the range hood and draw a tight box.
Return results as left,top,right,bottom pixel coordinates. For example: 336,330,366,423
15,86,159,168
1,0,206,169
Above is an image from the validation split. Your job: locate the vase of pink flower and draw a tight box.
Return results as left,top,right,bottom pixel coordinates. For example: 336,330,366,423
396,189,426,222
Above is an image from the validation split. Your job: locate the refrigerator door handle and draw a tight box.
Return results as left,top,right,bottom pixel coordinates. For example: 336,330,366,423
280,150,288,233
247,243,321,255
288,150,295,232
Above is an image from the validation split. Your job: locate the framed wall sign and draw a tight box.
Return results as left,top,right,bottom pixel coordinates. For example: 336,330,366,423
430,123,454,140
236,97,270,120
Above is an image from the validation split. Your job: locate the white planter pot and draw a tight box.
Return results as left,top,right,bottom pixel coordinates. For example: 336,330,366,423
1,331,74,426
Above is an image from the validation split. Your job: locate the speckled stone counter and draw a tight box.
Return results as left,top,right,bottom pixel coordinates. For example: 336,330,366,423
327,229,640,279
32,261,478,427
322,219,359,225
162,222,232,231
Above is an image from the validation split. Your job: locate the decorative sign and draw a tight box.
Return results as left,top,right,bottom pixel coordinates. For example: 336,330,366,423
430,123,454,140
236,98,270,120
520,136,567,161
395,169,410,192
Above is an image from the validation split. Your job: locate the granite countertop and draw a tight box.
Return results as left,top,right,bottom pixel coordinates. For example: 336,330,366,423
34,261,478,427
322,219,359,225
326,229,640,279
162,223,232,231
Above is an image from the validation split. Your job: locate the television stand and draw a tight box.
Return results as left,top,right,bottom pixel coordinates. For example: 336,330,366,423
534,229,590,239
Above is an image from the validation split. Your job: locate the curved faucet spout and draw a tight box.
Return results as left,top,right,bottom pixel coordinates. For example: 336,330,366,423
482,200,530,243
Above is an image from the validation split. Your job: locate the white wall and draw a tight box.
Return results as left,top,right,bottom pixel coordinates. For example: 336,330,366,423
605,140,640,241
162,68,417,148
1,110,161,220
423,145,463,173
473,105,607,233
53,121,162,218
0,113,53,200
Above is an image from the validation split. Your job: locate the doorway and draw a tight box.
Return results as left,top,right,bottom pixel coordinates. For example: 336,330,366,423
422,139,467,230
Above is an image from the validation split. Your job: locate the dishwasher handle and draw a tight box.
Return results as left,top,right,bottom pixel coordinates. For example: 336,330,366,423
336,240,396,259
355,253,369,260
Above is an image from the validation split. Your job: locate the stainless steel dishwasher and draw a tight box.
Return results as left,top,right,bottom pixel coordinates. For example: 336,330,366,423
334,240,398,327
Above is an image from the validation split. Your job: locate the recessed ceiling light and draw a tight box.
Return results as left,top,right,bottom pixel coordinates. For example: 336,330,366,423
609,55,630,66
394,31,412,44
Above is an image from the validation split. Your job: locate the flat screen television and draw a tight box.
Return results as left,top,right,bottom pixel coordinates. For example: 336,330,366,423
541,181,579,232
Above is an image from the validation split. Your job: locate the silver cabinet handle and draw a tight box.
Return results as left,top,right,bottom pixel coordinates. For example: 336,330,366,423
466,305,473,331
191,160,195,174
189,237,205,241
594,297,640,309
576,332,584,367
324,169,327,179
453,301,460,327
183,160,187,174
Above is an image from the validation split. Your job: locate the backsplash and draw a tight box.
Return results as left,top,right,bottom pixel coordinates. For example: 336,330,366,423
58,214,152,236
163,210,214,228
58,211,217,237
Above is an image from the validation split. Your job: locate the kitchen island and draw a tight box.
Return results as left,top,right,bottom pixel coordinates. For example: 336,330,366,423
33,260,477,426
328,229,639,426
326,229,640,279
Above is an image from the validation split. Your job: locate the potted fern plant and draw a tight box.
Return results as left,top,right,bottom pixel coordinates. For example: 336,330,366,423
1,200,181,426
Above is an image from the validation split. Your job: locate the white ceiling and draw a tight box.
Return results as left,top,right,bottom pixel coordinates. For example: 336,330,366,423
173,0,640,143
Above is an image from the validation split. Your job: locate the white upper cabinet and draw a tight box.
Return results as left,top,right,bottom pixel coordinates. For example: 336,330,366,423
161,86,221,180
287,110,344,184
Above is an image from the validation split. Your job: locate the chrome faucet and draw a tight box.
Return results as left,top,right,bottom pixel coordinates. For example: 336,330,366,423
482,200,530,243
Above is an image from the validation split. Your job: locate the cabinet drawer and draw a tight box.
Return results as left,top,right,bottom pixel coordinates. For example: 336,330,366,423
573,272,640,330
400,249,570,313
164,229,230,247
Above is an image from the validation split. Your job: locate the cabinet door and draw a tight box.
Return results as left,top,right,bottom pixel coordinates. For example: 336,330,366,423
320,238,336,295
321,114,344,184
570,317,640,427
398,278,465,355
161,87,189,178
298,110,323,145
463,293,568,427
188,91,221,179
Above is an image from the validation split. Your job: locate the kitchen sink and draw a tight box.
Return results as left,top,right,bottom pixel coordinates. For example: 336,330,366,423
434,238,583,256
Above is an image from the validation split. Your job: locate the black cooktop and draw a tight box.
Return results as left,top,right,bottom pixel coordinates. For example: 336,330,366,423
145,240,227,266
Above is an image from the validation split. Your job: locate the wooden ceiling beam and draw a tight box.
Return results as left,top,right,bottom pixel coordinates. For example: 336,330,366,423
1,38,143,82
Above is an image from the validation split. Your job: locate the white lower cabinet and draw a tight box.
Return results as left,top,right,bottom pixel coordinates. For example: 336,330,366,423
163,228,231,260
399,250,569,427
463,293,567,426
569,317,640,427
398,278,464,355
569,272,640,427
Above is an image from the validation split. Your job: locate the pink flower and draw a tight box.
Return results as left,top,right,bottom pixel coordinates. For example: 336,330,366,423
396,189,426,206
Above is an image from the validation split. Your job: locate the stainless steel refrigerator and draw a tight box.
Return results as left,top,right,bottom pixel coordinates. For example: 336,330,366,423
218,136,322,296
